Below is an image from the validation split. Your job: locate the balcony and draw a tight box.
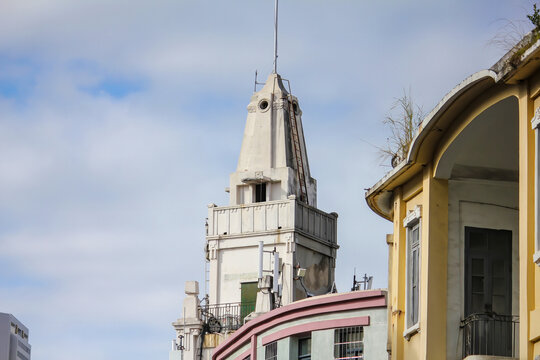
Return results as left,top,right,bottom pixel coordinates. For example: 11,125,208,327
200,302,256,334
461,313,519,359
207,198,337,245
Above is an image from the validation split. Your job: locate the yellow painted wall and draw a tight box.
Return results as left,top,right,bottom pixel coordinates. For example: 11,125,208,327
421,164,448,359
531,85,540,359
400,189,423,359
390,188,406,360
403,334,421,360
519,81,535,360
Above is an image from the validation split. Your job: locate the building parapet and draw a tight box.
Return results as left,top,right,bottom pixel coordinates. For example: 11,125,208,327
207,197,337,245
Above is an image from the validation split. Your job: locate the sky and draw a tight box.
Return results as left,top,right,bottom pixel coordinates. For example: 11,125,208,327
0,1,535,359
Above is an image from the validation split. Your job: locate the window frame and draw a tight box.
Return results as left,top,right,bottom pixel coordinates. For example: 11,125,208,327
403,205,421,339
532,110,540,266
264,341,277,360
254,183,267,203
333,326,364,359
297,336,311,360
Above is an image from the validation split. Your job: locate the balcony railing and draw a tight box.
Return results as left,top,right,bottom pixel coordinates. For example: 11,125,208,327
461,313,519,359
200,302,256,334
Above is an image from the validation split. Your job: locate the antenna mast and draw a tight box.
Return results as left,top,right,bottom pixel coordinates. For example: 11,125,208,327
273,0,279,73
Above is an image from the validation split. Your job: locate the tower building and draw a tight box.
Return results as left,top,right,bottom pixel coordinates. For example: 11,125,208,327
171,72,339,360
206,73,338,308
0,313,31,360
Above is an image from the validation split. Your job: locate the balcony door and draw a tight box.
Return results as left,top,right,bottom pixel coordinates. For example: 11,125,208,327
463,227,515,357
465,226,512,316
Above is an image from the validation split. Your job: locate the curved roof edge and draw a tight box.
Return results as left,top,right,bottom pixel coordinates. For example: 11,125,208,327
211,290,387,360
365,35,540,220
407,70,497,163
365,70,497,219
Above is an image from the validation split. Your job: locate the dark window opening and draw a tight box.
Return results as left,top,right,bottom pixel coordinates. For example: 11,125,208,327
298,337,311,360
255,183,266,203
465,227,512,316
463,227,515,358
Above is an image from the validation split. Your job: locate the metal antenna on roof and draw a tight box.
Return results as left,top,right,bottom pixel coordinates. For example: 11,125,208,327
273,0,279,73
254,70,258,92
254,70,265,92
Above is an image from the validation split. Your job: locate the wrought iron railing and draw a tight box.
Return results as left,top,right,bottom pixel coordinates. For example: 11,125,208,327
461,313,519,359
200,302,256,333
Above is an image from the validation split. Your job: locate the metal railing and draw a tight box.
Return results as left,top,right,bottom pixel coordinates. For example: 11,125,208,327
200,302,256,333
461,313,519,359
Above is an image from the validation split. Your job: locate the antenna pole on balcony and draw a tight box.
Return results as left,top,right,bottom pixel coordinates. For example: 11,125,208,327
258,241,264,280
273,251,279,293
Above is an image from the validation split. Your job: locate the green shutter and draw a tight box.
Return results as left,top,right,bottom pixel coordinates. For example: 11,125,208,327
241,282,257,320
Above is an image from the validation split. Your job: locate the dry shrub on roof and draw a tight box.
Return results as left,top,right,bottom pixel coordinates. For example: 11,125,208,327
379,89,423,168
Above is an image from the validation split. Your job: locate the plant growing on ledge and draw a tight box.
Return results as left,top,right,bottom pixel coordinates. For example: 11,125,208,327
507,3,540,66
528,4,540,31
379,89,423,168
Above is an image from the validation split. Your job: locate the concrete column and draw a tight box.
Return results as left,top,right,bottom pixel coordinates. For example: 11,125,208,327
209,251,219,304
312,329,333,360
172,281,204,360
391,187,406,360
518,81,535,360
421,164,448,359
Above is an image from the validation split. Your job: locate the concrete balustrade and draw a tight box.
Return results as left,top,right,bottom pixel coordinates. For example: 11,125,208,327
207,198,337,245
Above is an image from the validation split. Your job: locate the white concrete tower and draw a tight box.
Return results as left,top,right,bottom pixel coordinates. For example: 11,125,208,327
206,73,338,308
171,3,339,356
171,73,339,360
230,73,316,207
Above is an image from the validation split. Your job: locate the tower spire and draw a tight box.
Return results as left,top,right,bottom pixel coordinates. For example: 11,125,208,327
273,0,278,73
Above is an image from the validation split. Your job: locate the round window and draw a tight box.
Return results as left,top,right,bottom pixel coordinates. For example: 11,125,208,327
259,99,269,112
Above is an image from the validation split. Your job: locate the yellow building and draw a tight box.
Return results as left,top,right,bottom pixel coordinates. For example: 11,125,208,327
366,32,540,360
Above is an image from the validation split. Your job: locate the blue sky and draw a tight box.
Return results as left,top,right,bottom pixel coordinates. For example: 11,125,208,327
0,1,534,359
